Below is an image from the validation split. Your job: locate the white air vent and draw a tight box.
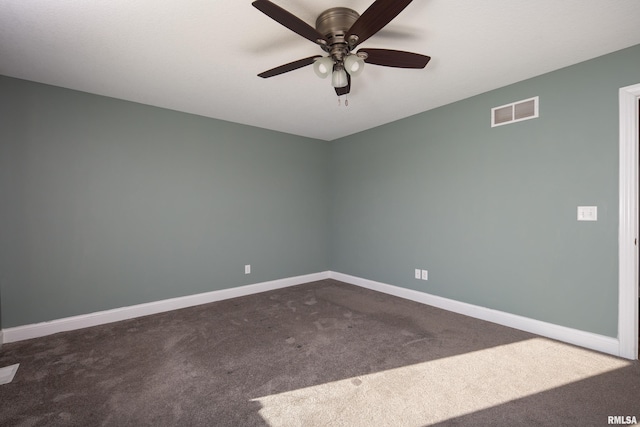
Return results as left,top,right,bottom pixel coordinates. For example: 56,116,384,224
491,96,539,127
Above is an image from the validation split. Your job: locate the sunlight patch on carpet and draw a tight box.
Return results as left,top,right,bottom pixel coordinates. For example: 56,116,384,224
252,338,630,426
0,364,19,385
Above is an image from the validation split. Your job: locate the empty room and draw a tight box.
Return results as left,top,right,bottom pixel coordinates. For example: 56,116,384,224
1,1,640,425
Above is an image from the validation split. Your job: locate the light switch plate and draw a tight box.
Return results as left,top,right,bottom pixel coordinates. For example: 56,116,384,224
577,206,597,221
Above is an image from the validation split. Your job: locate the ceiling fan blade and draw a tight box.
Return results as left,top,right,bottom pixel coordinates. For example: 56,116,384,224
252,0,327,45
258,56,321,78
346,0,414,47
359,48,431,69
335,73,351,96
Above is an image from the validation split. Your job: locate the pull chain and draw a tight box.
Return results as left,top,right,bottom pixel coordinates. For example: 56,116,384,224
345,94,349,107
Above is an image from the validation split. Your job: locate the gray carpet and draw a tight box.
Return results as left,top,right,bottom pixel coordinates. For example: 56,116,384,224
0,279,638,426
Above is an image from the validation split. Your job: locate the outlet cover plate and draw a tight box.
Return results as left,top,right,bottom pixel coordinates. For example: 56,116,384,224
577,206,597,221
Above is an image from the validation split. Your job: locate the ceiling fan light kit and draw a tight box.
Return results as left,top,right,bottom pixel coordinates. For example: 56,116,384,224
252,0,431,99
343,54,365,77
331,66,349,88
313,56,334,79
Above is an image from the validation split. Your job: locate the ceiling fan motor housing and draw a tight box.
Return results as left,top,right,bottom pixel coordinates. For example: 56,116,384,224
315,8,360,59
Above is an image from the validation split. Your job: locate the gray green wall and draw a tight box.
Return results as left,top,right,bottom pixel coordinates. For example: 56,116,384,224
330,44,640,337
0,76,330,328
2,44,639,337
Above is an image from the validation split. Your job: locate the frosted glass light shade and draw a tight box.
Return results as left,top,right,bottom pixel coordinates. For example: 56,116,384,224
344,55,365,77
331,69,348,88
313,57,334,79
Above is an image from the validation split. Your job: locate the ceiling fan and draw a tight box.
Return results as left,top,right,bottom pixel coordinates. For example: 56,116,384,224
252,0,431,98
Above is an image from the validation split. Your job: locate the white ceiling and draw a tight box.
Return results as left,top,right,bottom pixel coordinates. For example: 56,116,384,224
1,1,640,141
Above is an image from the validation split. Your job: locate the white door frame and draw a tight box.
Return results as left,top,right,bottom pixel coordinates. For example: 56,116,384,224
618,83,639,360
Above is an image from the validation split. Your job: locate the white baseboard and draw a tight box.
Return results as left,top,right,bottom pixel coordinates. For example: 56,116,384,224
1,270,624,359
329,271,622,358
2,271,331,344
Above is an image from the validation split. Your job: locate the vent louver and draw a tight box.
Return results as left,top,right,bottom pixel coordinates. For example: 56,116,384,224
491,96,539,127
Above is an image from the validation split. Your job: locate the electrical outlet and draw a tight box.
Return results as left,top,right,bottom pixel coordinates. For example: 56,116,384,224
415,269,421,279
421,270,428,281
245,265,251,274
577,206,597,221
